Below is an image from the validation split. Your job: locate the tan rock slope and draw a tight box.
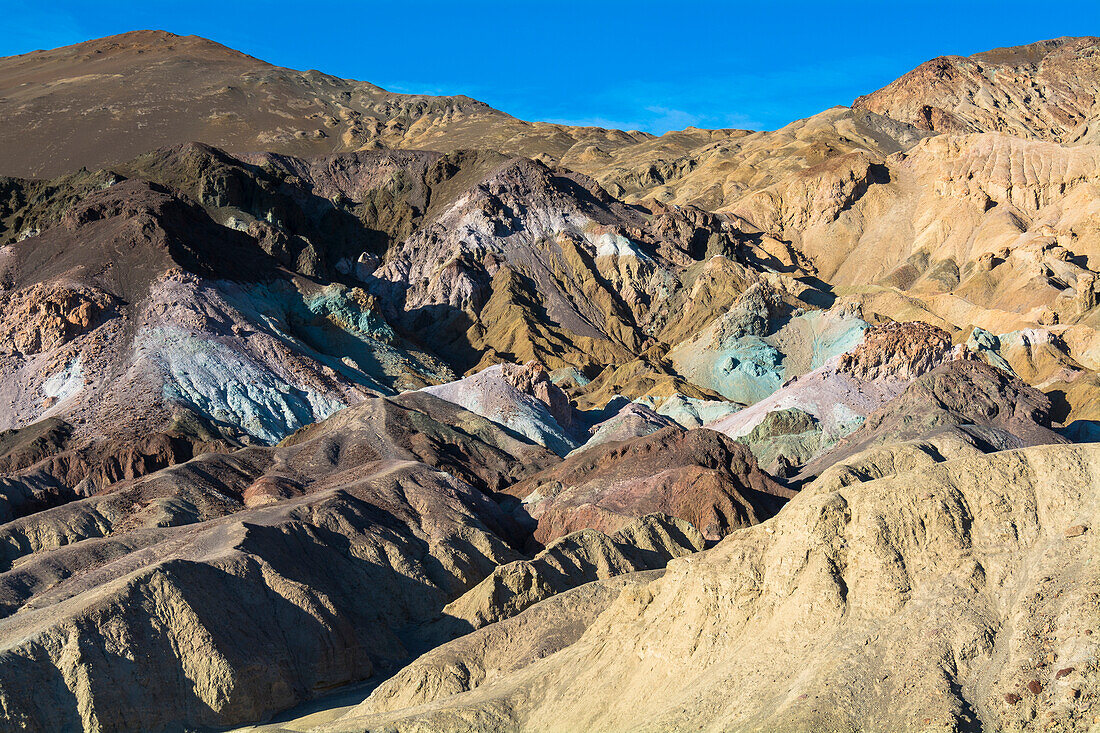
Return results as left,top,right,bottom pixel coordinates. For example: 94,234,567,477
853,37,1100,141
328,442,1100,732
440,513,703,631
0,459,513,732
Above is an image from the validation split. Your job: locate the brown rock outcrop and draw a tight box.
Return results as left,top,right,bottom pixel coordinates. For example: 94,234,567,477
836,320,956,382
0,283,119,356
498,361,577,433
0,424,226,523
507,426,793,545
801,359,1067,480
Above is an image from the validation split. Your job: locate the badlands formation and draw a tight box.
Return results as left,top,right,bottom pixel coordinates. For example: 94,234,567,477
0,30,1097,732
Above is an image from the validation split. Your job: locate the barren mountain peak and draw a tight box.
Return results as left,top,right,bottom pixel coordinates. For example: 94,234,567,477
853,36,1100,141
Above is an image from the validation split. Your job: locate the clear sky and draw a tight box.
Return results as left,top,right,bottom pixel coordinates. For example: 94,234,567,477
4,0,1099,133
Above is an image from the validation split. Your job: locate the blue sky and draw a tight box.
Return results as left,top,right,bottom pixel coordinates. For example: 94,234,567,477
3,1,1098,132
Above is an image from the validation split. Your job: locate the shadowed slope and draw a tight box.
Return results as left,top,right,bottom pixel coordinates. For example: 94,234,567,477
0,389,562,731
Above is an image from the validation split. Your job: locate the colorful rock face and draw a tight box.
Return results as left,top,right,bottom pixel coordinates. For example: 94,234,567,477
421,362,581,456
667,287,870,404
506,426,794,546
1,30,1100,733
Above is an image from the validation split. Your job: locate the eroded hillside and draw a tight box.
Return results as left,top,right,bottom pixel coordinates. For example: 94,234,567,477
0,31,1098,733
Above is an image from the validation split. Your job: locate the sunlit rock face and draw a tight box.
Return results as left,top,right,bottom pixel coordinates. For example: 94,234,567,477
338,442,1100,733
853,37,1100,141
